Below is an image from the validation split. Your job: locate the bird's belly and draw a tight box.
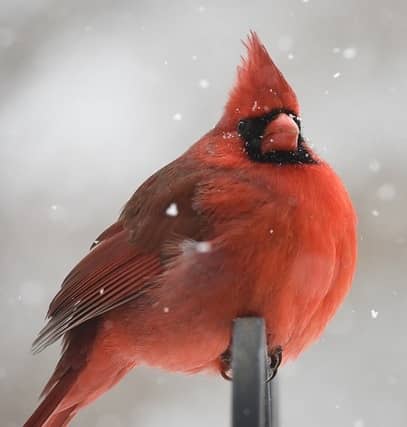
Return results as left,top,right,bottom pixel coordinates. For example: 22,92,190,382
102,295,233,373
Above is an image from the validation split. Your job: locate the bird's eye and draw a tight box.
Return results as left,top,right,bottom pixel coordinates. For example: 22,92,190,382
237,120,250,137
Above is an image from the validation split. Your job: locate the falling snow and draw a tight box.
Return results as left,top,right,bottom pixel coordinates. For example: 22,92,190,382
163,307,169,313
371,209,380,217
19,281,45,306
333,72,341,79
48,204,66,222
172,113,182,121
369,159,381,173
377,184,396,201
354,419,365,427
166,202,179,217
199,79,210,89
343,47,357,59
371,309,379,319
195,241,212,253
222,131,234,139
387,375,398,385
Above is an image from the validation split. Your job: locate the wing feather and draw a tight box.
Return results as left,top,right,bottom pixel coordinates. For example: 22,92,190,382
32,230,161,353
32,165,211,354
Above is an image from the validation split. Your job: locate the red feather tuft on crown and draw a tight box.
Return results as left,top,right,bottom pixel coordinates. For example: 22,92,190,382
218,31,299,129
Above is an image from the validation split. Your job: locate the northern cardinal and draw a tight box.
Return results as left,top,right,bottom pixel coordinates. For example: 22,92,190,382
24,32,357,426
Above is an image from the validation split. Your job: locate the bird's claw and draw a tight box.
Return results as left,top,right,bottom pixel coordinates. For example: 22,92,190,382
219,346,283,382
265,346,283,382
220,349,233,381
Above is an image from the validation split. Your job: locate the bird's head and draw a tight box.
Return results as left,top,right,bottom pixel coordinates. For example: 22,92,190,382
216,32,315,165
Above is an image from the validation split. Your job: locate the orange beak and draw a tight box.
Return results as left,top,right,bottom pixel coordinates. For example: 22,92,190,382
261,114,300,154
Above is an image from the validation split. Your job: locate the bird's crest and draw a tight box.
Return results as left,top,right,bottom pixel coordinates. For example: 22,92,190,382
218,32,299,129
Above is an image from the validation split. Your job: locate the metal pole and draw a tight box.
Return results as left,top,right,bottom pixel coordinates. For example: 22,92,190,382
231,317,275,427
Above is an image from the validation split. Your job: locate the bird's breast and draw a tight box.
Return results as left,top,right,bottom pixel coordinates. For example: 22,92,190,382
198,164,357,360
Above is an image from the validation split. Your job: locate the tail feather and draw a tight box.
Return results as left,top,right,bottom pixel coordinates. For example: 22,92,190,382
24,319,136,426
23,369,78,427
24,321,97,427
44,407,78,427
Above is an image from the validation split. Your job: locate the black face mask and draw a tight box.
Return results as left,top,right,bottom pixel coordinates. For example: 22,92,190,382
237,109,316,165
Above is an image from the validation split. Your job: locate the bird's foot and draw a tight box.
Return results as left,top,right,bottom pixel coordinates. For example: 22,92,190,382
219,346,282,382
266,345,283,382
220,349,232,381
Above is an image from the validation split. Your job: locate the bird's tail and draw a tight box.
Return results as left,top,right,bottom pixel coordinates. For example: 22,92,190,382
23,367,79,427
23,360,133,427
24,319,135,427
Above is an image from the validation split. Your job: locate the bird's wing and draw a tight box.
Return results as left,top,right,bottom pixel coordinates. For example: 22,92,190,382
32,165,210,353
31,230,163,353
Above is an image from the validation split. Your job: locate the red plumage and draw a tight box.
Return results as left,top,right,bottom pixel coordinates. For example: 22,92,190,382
24,32,357,426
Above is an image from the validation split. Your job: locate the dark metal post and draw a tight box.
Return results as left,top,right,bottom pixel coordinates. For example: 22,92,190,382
231,317,276,427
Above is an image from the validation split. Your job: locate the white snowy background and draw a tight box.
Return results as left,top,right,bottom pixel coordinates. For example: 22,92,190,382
1,0,406,426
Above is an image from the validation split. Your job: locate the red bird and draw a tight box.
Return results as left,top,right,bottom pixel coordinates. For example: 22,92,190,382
25,33,357,426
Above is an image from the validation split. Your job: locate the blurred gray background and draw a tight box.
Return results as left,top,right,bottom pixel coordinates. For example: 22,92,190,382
1,0,406,426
